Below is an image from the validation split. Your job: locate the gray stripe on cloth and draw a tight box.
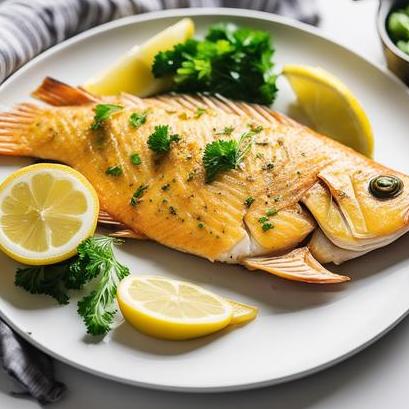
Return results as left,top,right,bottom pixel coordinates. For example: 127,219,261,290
0,0,319,83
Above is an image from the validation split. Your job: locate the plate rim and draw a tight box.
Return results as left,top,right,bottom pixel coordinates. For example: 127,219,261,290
1,7,409,392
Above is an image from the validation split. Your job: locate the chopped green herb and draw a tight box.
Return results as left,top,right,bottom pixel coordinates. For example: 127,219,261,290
129,111,147,128
130,153,142,165
266,208,277,217
105,165,123,176
152,23,278,104
161,183,170,191
203,129,255,183
248,124,263,133
262,222,274,232
258,216,268,224
198,222,205,229
256,152,264,159
91,104,123,130
148,125,180,154
130,184,148,206
194,107,207,118
215,126,235,136
15,236,129,336
245,196,255,208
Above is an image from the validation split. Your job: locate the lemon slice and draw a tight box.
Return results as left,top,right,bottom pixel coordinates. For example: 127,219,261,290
83,18,195,97
117,276,234,340
0,163,99,265
282,64,374,158
227,299,258,325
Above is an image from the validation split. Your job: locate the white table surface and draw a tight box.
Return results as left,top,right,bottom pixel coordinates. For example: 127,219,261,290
2,0,408,408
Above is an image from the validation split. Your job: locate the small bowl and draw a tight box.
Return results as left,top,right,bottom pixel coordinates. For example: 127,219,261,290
377,0,409,85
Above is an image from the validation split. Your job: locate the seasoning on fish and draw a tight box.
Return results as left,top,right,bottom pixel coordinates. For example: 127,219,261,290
1,76,408,284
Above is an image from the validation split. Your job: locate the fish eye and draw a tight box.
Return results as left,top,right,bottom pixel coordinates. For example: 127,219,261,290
369,175,404,199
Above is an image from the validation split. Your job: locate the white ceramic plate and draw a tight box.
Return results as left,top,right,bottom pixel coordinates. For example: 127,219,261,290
1,8,409,392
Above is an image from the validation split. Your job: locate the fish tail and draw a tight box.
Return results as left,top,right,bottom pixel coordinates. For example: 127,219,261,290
32,77,98,106
0,103,42,156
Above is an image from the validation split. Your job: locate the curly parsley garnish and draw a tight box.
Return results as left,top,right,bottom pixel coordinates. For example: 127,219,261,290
91,104,123,130
148,125,180,154
15,236,129,336
129,111,147,129
203,128,257,183
152,23,278,105
105,165,123,176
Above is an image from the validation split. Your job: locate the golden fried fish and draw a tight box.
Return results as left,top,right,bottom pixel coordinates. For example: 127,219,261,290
0,77,408,284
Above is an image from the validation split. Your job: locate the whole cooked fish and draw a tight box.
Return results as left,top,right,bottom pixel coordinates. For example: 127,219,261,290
0,77,408,284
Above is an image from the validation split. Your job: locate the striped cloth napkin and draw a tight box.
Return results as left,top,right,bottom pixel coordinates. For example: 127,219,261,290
0,0,318,403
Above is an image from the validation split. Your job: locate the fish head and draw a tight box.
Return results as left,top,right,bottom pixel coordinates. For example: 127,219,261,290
303,162,409,253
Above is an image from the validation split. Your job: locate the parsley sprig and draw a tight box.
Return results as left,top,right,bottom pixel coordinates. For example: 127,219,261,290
152,23,278,105
203,127,260,183
148,125,180,154
91,104,123,130
15,236,129,336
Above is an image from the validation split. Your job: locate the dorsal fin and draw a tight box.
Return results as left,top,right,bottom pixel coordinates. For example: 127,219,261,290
32,77,99,106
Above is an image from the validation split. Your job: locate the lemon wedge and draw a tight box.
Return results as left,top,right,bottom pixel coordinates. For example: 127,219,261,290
0,163,99,265
227,299,258,325
117,276,237,340
282,64,374,158
83,18,195,97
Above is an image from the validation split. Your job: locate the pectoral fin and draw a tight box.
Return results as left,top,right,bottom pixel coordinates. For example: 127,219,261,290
242,247,350,284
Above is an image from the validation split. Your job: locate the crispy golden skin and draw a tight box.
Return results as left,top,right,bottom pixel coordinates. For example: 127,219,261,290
0,77,408,284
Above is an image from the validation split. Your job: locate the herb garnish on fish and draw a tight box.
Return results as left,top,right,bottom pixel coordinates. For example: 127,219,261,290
130,153,142,165
203,128,259,183
148,125,181,154
245,196,255,208
130,184,148,206
105,165,123,176
129,111,147,128
91,104,123,130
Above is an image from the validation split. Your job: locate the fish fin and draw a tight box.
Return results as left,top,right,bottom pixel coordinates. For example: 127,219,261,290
242,247,350,284
0,103,41,156
98,210,147,240
109,229,147,240
32,77,98,106
120,93,146,108
308,229,369,265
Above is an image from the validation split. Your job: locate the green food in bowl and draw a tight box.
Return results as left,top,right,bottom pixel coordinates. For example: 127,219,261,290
388,6,409,55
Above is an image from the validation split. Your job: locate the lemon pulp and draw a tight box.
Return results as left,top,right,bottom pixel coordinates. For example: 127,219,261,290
283,64,374,158
0,163,99,265
83,18,195,97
